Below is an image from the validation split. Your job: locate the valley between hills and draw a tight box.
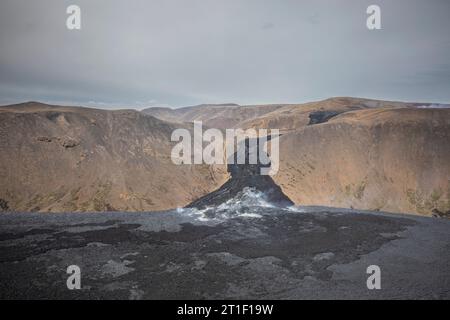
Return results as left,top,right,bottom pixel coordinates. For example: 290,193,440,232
0,97,449,216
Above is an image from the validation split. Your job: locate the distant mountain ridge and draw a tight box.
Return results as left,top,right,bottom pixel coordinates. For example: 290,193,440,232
142,103,290,129
142,97,437,131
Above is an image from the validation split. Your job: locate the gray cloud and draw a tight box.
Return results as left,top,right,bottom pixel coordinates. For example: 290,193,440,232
0,0,449,109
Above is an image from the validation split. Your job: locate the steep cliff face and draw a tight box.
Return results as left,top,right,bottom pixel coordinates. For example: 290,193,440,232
273,108,450,216
0,102,228,212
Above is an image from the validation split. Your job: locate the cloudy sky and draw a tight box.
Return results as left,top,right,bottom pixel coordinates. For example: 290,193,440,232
0,0,449,109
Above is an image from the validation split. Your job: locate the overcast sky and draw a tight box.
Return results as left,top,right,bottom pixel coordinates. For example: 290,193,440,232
0,0,449,109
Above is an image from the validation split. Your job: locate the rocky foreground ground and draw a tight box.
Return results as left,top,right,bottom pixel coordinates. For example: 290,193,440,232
0,207,449,299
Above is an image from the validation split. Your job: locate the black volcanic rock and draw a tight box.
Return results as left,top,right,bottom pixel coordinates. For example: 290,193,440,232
308,110,344,125
186,175,294,209
0,198,9,211
186,137,294,209
432,208,450,219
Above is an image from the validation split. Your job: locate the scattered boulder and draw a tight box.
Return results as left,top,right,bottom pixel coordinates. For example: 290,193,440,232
36,136,53,142
62,138,80,148
0,198,9,211
432,208,450,219
37,136,80,148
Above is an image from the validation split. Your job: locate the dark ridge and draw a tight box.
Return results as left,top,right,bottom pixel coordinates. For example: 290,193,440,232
186,137,294,209
308,110,345,125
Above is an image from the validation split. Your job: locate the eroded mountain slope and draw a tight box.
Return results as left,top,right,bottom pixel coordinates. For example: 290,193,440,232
0,102,227,212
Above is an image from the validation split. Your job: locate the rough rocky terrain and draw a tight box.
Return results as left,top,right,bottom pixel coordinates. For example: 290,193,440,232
0,206,449,299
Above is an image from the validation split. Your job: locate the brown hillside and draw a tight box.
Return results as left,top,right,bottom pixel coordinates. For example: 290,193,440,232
0,102,227,212
142,103,288,129
274,107,450,215
240,97,421,133
1,98,448,216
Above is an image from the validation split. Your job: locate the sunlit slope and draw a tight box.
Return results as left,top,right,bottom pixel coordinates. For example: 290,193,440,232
0,102,227,212
274,107,450,215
